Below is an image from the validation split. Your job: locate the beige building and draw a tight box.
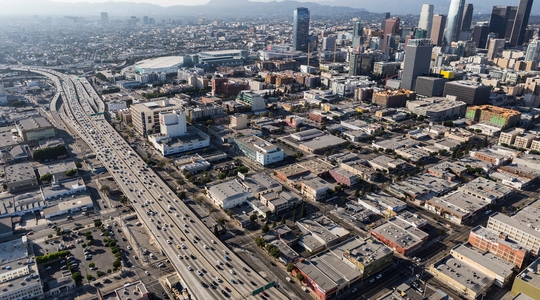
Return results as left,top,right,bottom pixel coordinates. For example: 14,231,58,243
230,114,248,130
129,98,183,136
4,161,38,192
15,116,56,143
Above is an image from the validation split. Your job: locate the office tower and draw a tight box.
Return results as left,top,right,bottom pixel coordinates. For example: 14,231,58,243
381,12,390,31
349,53,374,76
352,21,364,49
401,39,433,91
444,0,465,46
143,16,149,25
510,0,534,46
472,23,490,48
489,6,517,39
461,4,473,31
525,39,540,62
0,81,7,105
487,38,506,60
418,4,434,38
431,14,447,46
383,17,400,53
322,37,336,51
293,7,310,51
100,12,108,24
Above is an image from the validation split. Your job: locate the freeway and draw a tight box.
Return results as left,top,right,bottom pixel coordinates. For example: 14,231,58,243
16,67,288,300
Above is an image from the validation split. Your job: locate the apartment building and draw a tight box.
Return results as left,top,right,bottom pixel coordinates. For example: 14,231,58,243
129,98,183,136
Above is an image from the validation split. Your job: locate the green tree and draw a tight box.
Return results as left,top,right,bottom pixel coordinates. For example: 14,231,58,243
72,272,83,282
214,225,219,236
255,236,266,247
94,220,102,227
250,213,258,223
112,260,121,268
178,191,186,199
218,173,226,180
89,262,95,268
300,203,306,218
40,173,53,183
86,274,94,281
280,215,286,225
75,162,82,168
227,210,234,217
296,273,304,281
65,169,77,177
261,224,270,233
286,263,295,272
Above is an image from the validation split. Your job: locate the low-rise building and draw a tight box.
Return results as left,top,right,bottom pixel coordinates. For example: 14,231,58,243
466,105,521,129
430,255,493,299
370,217,429,256
427,161,467,181
340,160,378,182
368,155,406,172
4,161,37,192
396,211,427,229
425,191,488,225
301,177,333,202
450,243,515,287
36,160,78,182
363,191,407,214
487,200,540,255
329,167,360,187
388,173,459,203
261,191,301,214
491,163,540,190
206,179,254,209
290,129,325,141
240,173,282,199
15,116,56,143
468,225,528,268
458,177,514,204
41,195,94,219
406,97,467,121
511,257,540,300
234,136,284,165
469,148,514,166
296,214,350,252
113,281,148,300
298,135,348,154
331,237,394,279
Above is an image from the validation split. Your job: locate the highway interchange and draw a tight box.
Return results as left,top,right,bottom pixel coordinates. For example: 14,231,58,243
12,67,288,300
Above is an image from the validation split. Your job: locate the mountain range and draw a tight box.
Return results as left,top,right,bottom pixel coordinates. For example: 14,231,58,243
1,0,539,17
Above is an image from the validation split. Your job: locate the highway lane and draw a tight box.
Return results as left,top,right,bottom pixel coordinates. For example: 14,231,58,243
19,67,288,300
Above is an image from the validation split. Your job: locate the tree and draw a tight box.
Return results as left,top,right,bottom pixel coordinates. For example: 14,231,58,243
296,273,304,281
94,220,102,227
75,162,82,168
178,191,186,199
89,263,95,268
255,236,266,247
300,203,306,218
250,213,258,223
40,173,53,183
280,215,286,225
72,272,83,282
33,145,68,161
261,224,270,233
66,169,77,177
227,210,234,217
218,173,226,180
100,185,110,195
286,263,295,272
86,274,94,281
112,260,121,268
292,210,297,223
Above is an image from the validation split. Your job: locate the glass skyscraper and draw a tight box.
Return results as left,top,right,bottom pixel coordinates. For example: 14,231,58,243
444,0,465,48
293,7,310,52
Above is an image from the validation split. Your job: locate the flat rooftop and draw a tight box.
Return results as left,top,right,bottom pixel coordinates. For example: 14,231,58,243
431,255,492,294
16,116,53,131
4,161,36,183
470,225,523,251
297,159,334,175
134,56,184,69
36,160,77,176
56,195,93,211
451,243,514,278
115,281,149,300
331,237,392,266
300,135,347,151
516,257,540,293
371,218,428,250
207,179,253,202
428,191,487,219
0,236,28,263
458,177,513,201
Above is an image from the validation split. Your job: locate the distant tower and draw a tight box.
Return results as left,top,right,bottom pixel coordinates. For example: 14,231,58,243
461,4,474,31
0,81,7,105
510,0,534,46
431,14,447,46
525,39,540,62
352,21,364,49
418,4,434,38
383,17,400,53
472,23,490,48
489,6,517,40
293,7,310,51
101,12,108,24
381,12,390,31
487,38,506,60
401,39,433,91
444,0,465,46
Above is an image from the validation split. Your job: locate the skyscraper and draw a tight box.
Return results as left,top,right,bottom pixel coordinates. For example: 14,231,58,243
381,12,391,31
101,12,108,24
461,4,474,31
510,0,534,46
293,7,310,52
401,39,433,91
383,17,400,53
431,14,447,46
352,21,364,49
489,6,517,39
472,23,490,48
525,39,540,62
487,38,506,60
444,0,465,46
418,4,434,38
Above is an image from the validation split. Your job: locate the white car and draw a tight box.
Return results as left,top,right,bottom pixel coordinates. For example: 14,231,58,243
187,266,193,271
376,274,382,279
167,240,172,244
197,270,203,276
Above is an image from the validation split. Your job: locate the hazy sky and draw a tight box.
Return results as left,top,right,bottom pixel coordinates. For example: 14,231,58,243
52,0,304,6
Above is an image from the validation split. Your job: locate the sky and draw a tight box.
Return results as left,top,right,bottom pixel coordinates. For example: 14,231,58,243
52,0,301,6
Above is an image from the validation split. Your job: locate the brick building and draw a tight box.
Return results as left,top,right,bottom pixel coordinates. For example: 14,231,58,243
465,105,521,129
468,225,528,268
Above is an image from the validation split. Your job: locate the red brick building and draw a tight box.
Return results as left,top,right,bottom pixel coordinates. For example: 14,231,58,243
468,225,528,268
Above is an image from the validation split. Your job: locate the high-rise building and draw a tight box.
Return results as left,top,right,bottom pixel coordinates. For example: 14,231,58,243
489,6,517,40
401,39,433,91
293,7,310,51
349,53,374,76
510,0,534,46
383,17,400,53
418,4,434,38
143,16,149,25
525,39,540,62
461,4,474,31
101,12,108,24
487,38,506,60
472,23,490,48
444,0,465,46
431,14,447,46
381,12,391,31
352,21,364,49
0,80,7,105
